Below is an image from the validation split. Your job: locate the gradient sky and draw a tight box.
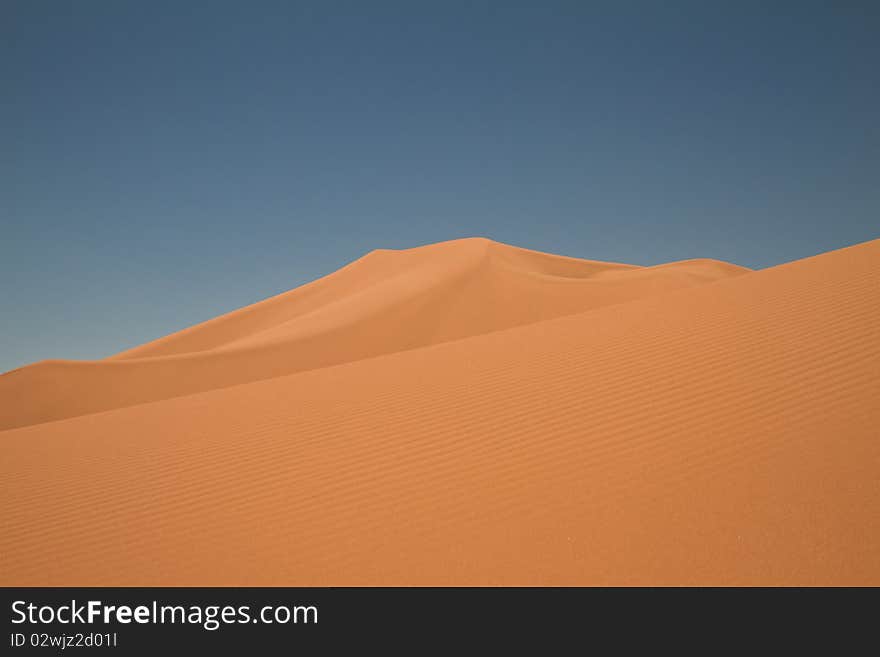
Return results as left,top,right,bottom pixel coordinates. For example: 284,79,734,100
3,1,878,372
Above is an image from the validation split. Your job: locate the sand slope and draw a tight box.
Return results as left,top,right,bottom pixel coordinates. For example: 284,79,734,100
2,237,879,585
0,238,748,430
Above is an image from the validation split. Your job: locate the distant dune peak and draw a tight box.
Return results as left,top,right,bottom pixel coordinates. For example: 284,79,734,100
3,238,751,430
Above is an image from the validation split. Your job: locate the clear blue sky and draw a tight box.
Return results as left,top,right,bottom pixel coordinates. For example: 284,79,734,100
3,1,878,372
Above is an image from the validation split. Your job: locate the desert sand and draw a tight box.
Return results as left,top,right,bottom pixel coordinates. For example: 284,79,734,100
2,236,879,585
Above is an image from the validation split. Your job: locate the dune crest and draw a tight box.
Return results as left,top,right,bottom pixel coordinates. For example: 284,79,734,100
0,238,749,430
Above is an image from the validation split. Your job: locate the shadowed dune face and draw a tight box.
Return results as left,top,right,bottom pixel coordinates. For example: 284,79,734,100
3,237,879,586
0,238,749,430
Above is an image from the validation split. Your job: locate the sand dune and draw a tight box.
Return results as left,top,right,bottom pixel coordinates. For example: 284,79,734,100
0,238,748,430
2,237,879,585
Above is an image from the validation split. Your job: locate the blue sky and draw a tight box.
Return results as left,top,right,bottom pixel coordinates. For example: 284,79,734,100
2,1,878,372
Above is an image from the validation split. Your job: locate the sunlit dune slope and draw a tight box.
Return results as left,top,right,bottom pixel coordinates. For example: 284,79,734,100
2,238,878,585
0,237,748,430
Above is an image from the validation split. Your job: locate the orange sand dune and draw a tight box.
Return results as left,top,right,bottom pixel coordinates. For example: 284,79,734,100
2,237,879,585
0,238,748,430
